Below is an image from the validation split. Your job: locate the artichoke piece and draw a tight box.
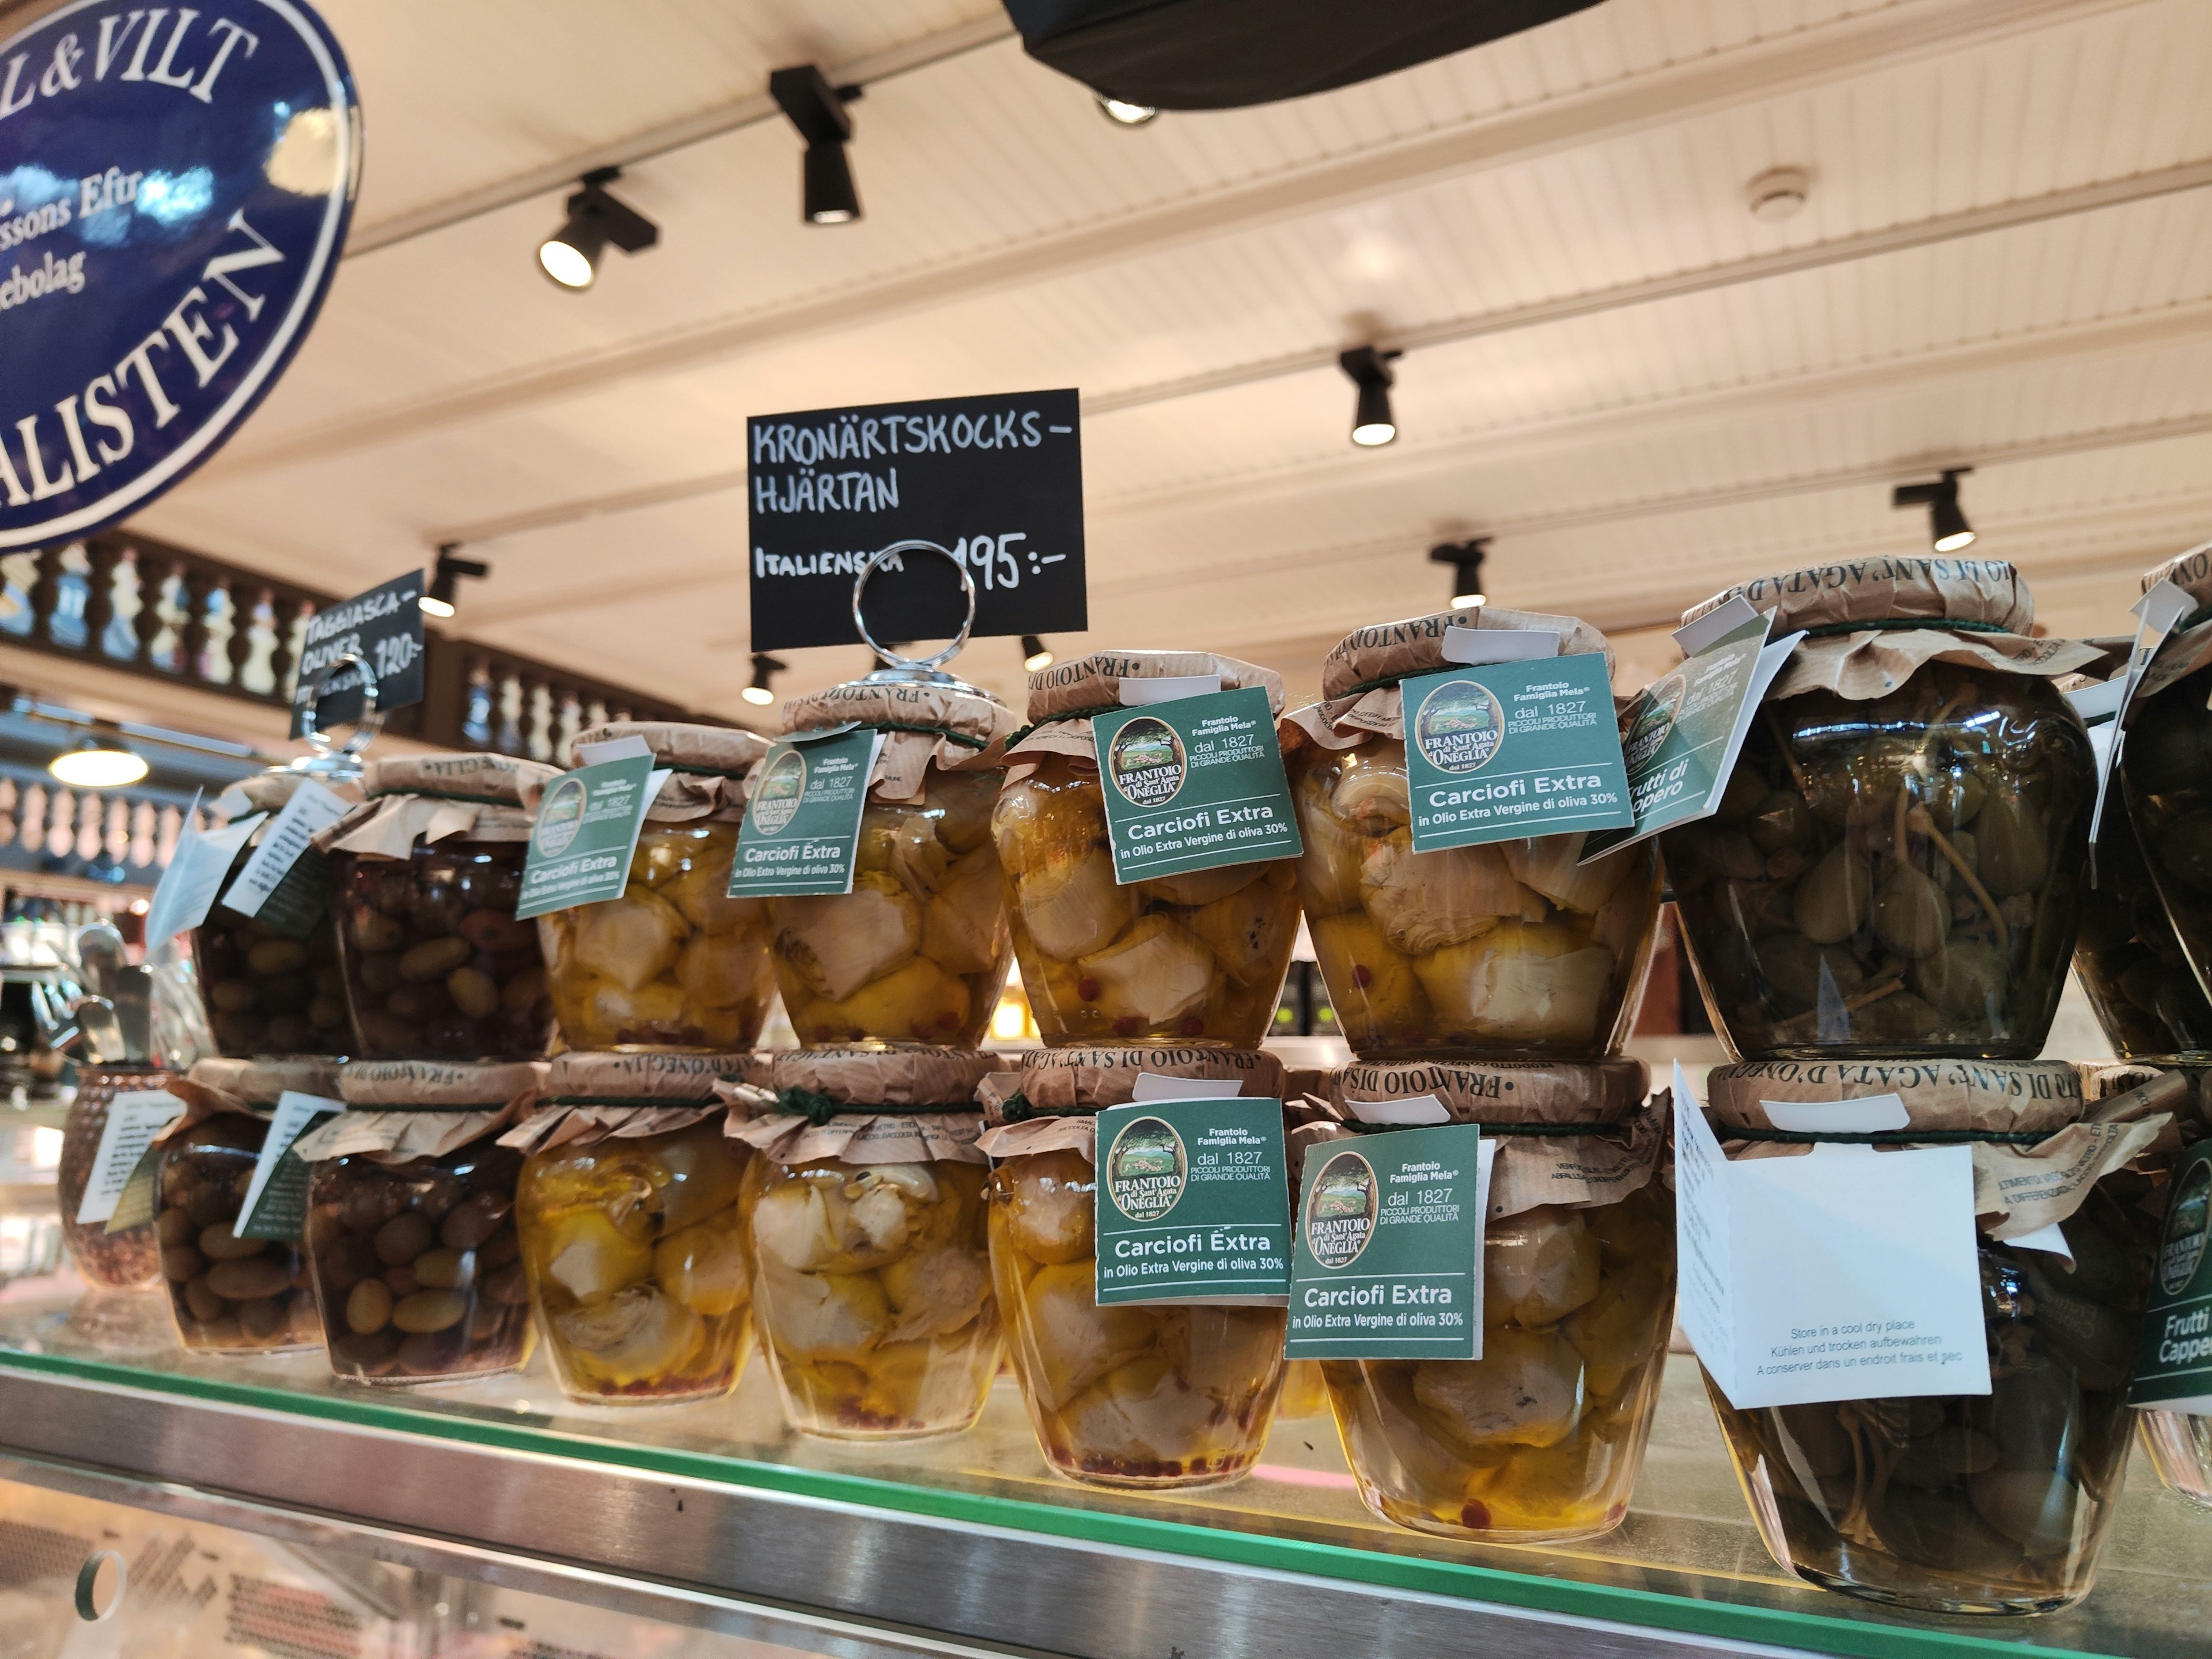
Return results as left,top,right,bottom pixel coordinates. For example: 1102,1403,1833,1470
919,846,1005,976
993,778,1108,879
1560,1258,1668,1397
1330,744,1411,835
542,1208,654,1306
1792,844,1870,944
1060,1352,1221,1461
1006,1154,1094,1265
1293,769,1368,917
1411,1329,1584,1450
1017,847,1138,961
1309,912,1432,1039
553,1284,703,1385
880,1243,991,1343
1135,863,1264,907
774,873,921,1001
573,885,690,991
647,1131,750,1233
1415,922,1612,1044
751,1182,843,1271
645,837,764,932
654,1220,752,1317
1158,1308,1283,1402
1873,864,1949,958
676,929,770,1009
1077,914,1215,1027
1483,1206,1601,1328
1022,1262,1156,1408
800,956,972,1044
1501,834,1630,915
757,1257,891,1362
1184,876,1294,987
888,815,954,899
926,770,999,853
1361,832,1528,954
587,976,691,1039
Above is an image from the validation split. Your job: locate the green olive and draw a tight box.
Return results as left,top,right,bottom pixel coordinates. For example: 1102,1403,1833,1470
1747,791,1816,855
1858,989,1941,1042
1874,865,1950,959
1912,941,2008,1017
2121,698,2212,797
1975,787,2048,898
1919,767,1985,831
1715,763,1768,825
1791,845,1871,945
2160,809,2212,898
1754,934,1866,1009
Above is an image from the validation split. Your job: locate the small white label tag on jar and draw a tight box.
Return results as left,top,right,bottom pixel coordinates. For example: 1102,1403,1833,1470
1131,1073,1243,1101
234,1092,344,1241
74,1091,186,1226
1118,675,1221,706
1440,627,1560,665
144,808,266,952
1760,1095,1910,1133
219,779,350,921
1346,1093,1452,1126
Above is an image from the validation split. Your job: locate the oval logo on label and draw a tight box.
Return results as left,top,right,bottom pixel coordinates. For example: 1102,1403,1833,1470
2159,1155,2212,1298
1413,679,1506,775
1105,1115,1186,1222
751,749,808,835
1624,672,1688,768
1108,715,1185,808
1304,1149,1377,1269
533,776,588,857
0,0,358,548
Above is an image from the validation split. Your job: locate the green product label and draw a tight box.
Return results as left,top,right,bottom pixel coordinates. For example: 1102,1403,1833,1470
1402,653,1634,853
253,845,332,940
2131,1139,2212,1412
729,726,883,897
105,1142,164,1234
1286,1124,1489,1360
1088,686,1302,884
516,753,660,919
1093,1099,1290,1304
236,1093,342,1241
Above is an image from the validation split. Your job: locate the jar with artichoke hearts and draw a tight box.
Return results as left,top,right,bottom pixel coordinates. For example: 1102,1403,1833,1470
533,724,775,1051
191,766,361,1056
764,679,1016,1048
322,753,559,1060
508,1051,760,1403
1664,560,2099,1060
981,1047,1290,1487
1282,609,1661,1059
1696,1060,2179,1615
156,1058,341,1354
733,1048,1004,1438
995,654,1300,1047
1312,1059,1673,1541
300,1060,543,1384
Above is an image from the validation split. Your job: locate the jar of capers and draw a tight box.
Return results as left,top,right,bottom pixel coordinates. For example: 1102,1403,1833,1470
1664,560,2100,1059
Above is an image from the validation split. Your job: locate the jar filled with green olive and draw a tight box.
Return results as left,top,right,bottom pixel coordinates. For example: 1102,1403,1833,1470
191,767,362,1056
156,1058,342,1354
322,754,559,1060
764,678,1016,1048
1663,561,2100,1059
299,1060,543,1384
995,654,1300,1047
1695,1060,2180,1614
534,725,775,1051
507,1050,762,1404
1281,609,1662,1058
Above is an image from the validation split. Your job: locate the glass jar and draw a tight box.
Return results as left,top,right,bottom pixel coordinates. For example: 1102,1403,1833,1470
304,1063,535,1385
1278,1359,1330,1419
157,1110,319,1354
517,1112,753,1404
996,751,1298,1046
56,1067,174,1289
2120,646,2212,1016
1666,663,2095,1059
536,724,775,1052
2073,786,2212,1060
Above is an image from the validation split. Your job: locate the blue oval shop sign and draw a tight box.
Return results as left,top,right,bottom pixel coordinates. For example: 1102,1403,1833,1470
0,0,357,548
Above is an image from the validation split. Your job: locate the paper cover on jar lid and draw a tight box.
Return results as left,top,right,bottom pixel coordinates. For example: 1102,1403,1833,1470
729,1047,1002,1165
526,722,772,824
166,1056,344,1127
500,1049,765,1152
781,680,1018,803
320,753,561,856
1009,651,1284,770
294,1059,548,1164
975,1045,1285,1161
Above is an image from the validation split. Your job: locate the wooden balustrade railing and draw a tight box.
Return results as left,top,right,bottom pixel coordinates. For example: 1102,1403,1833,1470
0,532,705,762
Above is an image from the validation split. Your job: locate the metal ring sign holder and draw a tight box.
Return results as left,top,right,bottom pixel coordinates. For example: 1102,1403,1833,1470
290,650,382,782
850,539,990,693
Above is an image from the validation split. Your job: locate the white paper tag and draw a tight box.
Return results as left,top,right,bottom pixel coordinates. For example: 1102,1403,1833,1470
219,779,349,919
2065,677,2127,725
1346,1093,1452,1126
1119,675,1222,707
234,1091,344,1238
74,1090,187,1225
1441,627,1561,666
1469,1136,1499,1353
144,808,265,951
1671,594,1762,657
2092,579,2196,846
573,733,674,872
572,733,656,766
1760,1094,1911,1133
2006,1221,2075,1264
1674,1063,1991,1410
1130,1072,1244,1101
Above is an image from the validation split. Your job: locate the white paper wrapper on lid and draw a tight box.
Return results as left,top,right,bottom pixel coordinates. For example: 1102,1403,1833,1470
500,1049,764,1152
780,680,1017,805
727,1047,1003,1165
319,753,558,854
295,1059,546,1164
229,767,363,827
976,1046,1285,1162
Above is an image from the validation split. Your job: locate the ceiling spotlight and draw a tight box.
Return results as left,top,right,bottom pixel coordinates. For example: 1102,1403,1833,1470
1094,90,1158,127
1429,539,1490,609
1340,346,1402,448
1745,165,1810,223
743,653,786,707
50,730,147,789
1021,634,1055,672
422,544,490,619
1892,467,1976,553
537,166,660,290
771,66,863,225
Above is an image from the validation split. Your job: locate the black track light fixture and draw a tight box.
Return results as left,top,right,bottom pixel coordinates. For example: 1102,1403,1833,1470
1429,539,1490,609
538,167,660,290
1892,467,1976,554
422,543,490,619
743,653,787,707
1021,634,1055,672
771,66,864,225
1340,346,1402,448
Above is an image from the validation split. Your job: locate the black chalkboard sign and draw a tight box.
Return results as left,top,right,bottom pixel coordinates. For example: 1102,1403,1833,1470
747,389,1086,652
290,569,426,737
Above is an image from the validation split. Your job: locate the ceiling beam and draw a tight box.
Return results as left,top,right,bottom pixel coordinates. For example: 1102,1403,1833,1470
209,0,2150,479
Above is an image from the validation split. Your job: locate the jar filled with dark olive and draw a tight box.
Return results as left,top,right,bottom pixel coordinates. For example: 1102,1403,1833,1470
1664,561,2099,1060
321,753,560,1060
299,1060,542,1383
156,1058,342,1354
2073,777,2212,1060
1695,1061,2180,1614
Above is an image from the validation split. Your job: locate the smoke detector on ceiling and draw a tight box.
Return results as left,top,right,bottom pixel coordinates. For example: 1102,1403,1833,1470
1745,166,1810,222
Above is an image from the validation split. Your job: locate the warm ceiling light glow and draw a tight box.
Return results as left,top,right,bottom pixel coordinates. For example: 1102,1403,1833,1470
537,168,657,291
1095,92,1158,127
744,652,786,707
1430,539,1490,611
1452,591,1486,609
50,735,148,788
419,594,456,618
741,685,775,706
536,234,597,289
1021,634,1054,672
